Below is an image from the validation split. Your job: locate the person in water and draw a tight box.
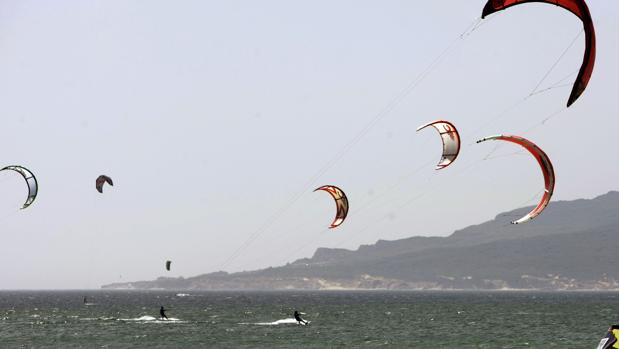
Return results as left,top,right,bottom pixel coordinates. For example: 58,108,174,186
293,310,308,325
160,306,168,320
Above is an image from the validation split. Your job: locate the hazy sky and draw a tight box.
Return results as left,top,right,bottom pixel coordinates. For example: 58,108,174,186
0,0,616,289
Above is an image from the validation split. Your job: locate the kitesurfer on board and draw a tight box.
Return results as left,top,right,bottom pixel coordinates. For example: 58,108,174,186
160,306,169,320
294,310,308,325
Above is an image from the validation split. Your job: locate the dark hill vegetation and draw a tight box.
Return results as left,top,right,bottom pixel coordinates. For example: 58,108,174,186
103,192,619,290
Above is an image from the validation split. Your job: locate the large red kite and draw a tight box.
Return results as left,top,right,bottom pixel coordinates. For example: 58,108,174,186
482,0,596,107
476,135,555,224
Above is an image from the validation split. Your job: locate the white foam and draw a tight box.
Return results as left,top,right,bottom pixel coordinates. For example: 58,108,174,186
118,315,183,323
245,318,310,326
80,317,115,321
175,293,191,297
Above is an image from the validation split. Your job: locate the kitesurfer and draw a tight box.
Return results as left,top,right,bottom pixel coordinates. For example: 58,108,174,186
597,325,619,349
293,310,307,325
160,306,168,320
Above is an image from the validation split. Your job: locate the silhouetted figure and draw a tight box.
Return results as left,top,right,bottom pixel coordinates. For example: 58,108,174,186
293,310,307,325
83,296,87,304
160,306,168,320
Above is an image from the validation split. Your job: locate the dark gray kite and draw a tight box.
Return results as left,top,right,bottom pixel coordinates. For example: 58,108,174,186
96,175,113,193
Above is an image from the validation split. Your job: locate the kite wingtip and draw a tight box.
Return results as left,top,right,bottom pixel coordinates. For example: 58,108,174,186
481,0,500,19
476,134,502,144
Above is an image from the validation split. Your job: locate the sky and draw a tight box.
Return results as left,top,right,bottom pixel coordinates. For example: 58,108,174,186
0,0,616,289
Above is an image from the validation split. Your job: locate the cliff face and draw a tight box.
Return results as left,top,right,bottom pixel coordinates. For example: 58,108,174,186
103,191,619,290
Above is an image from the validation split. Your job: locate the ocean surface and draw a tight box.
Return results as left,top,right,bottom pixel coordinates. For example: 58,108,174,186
0,290,617,348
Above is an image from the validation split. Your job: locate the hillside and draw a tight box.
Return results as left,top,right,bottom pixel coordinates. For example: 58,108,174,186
102,191,619,290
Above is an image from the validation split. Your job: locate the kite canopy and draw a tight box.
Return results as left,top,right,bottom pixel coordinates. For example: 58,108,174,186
96,175,113,193
166,260,171,271
416,120,461,170
597,325,619,349
314,185,349,229
1,166,38,209
481,0,596,107
476,135,555,224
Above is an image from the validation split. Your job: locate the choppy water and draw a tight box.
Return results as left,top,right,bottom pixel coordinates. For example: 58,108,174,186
0,290,617,348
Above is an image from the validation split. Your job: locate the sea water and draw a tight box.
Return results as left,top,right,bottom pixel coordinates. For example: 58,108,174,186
0,290,616,348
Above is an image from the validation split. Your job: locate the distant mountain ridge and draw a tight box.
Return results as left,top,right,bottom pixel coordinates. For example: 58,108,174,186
102,191,619,290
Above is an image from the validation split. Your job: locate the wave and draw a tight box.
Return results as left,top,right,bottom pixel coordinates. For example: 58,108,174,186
80,317,116,321
118,315,184,323
242,318,310,326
